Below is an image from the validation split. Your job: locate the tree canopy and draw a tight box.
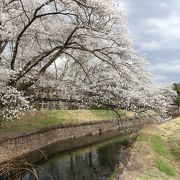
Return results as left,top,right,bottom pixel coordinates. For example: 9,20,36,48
173,83,180,107
0,0,176,121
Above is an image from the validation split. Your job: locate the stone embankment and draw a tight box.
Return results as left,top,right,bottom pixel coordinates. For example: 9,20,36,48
0,117,150,163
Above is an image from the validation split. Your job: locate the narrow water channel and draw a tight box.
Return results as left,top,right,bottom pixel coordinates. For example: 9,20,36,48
22,136,133,180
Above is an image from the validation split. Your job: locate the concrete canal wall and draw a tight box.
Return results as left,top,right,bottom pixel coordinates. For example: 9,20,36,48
0,117,150,163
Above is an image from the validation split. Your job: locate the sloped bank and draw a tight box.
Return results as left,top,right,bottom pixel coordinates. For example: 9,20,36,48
116,117,180,180
0,117,150,165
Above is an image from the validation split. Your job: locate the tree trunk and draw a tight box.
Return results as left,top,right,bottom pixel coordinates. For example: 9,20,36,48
0,115,2,127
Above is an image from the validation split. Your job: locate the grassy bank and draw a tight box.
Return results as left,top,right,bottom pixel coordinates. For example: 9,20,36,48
0,109,133,138
116,117,180,180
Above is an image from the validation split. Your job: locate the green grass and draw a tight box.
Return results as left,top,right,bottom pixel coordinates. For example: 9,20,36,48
152,135,168,157
137,134,168,157
143,172,158,178
137,134,175,177
137,134,152,142
151,135,176,176
91,109,126,119
115,118,180,179
172,142,180,158
108,171,117,180
137,133,176,177
0,109,131,138
155,159,175,176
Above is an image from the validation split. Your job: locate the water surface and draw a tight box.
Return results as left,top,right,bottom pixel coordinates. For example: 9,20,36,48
22,136,131,180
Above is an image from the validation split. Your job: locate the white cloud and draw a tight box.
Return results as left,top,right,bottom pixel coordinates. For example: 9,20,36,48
118,1,128,12
147,16,180,40
117,0,180,84
149,59,180,85
141,41,162,51
150,60,180,74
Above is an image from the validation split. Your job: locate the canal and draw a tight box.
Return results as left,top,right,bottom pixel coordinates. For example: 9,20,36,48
22,135,134,180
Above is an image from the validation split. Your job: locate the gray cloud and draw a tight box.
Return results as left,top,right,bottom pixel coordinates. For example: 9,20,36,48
118,0,180,85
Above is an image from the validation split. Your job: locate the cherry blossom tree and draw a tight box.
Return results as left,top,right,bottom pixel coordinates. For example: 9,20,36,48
0,0,176,122
36,53,176,118
0,0,132,119
0,68,30,124
34,53,176,122
0,0,130,90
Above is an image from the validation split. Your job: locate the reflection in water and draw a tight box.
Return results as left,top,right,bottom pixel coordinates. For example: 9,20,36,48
22,137,130,180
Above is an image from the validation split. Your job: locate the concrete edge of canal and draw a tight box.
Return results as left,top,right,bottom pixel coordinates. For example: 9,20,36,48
0,116,154,165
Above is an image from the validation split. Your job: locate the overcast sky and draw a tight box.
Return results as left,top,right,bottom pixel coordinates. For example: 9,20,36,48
117,0,180,85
